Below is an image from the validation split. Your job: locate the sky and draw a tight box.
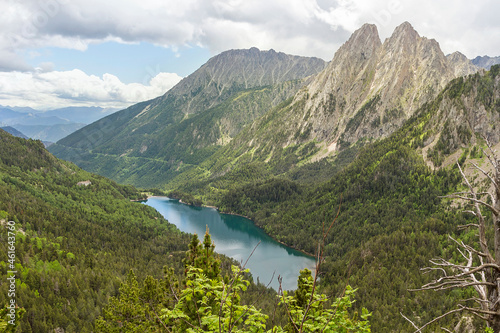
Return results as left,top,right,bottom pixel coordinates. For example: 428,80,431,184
0,0,499,111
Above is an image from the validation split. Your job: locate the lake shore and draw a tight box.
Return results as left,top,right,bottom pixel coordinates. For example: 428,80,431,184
145,196,316,258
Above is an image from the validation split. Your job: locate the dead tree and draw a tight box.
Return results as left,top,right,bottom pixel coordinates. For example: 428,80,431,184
404,139,500,332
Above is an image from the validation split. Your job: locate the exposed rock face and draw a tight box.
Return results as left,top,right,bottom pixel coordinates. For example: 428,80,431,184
161,47,328,115
472,55,500,70
253,22,481,150
423,68,500,158
447,52,480,77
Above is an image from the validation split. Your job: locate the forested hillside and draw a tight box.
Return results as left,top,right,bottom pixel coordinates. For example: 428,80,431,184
0,130,191,331
0,129,372,332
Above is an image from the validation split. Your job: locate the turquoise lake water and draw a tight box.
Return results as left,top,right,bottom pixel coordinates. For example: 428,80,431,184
144,197,316,290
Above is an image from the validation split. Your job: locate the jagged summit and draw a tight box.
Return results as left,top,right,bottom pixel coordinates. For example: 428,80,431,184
447,51,480,76
383,21,429,58
344,23,381,49
334,23,381,61
392,21,419,38
240,21,482,153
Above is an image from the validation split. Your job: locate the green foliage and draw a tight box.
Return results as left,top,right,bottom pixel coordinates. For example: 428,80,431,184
168,190,203,206
0,304,26,332
281,269,370,333
162,265,268,333
183,231,222,281
95,231,371,333
160,264,370,333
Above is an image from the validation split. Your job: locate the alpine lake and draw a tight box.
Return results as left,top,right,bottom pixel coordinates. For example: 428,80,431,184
143,197,316,290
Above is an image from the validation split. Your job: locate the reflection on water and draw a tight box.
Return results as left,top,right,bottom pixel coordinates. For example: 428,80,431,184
144,197,316,290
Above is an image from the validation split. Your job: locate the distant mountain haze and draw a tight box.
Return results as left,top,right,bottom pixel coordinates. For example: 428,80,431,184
0,105,117,143
472,55,500,70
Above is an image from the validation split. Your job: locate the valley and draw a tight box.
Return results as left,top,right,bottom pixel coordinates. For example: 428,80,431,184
2,20,499,332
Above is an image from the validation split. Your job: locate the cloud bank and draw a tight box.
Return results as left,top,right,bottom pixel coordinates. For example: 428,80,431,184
0,69,182,110
2,0,499,64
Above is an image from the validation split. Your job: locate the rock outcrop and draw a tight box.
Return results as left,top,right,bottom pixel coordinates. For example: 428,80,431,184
250,22,481,150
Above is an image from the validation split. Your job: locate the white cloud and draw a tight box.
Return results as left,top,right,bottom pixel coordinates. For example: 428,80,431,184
0,69,182,110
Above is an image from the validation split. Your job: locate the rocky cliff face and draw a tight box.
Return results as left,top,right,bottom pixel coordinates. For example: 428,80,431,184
159,47,327,115
447,52,480,77
421,66,500,166
240,22,481,156
304,21,479,146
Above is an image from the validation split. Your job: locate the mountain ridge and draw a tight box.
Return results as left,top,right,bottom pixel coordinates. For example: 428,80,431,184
193,22,483,182
472,55,500,69
50,48,328,185
51,22,491,191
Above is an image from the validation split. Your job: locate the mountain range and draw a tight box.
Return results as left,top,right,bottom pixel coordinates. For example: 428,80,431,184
472,55,500,69
50,22,496,189
0,106,118,143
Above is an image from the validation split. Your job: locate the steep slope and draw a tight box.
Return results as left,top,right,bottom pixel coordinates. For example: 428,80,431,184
417,65,500,166
169,22,481,190
50,49,327,186
233,22,479,155
0,129,190,332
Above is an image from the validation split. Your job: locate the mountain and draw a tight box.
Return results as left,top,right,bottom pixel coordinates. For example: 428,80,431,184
12,123,86,143
0,106,117,143
0,107,25,123
231,22,479,154
51,22,481,189
0,126,28,139
0,105,116,125
446,51,480,77
472,55,500,69
40,106,118,124
50,48,327,186
418,65,500,166
154,22,483,192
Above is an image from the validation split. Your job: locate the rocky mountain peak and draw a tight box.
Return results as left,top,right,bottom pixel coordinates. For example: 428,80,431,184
447,52,480,77
161,47,327,114
270,21,482,152
301,23,381,120
384,21,421,55
393,21,418,37
337,23,381,61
